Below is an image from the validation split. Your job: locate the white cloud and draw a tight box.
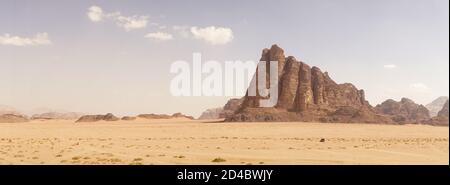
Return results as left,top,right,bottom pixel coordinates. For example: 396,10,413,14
0,32,51,46
87,5,148,31
409,83,431,93
144,32,173,41
115,15,148,31
383,64,397,69
190,26,233,45
87,6,103,22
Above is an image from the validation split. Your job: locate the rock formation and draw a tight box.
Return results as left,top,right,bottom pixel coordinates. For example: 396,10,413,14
198,108,223,120
426,100,449,126
75,113,119,123
437,100,449,117
374,98,430,124
426,96,449,117
171,112,194,120
121,116,137,121
227,44,383,123
198,98,243,120
31,112,82,120
0,114,29,123
138,113,194,120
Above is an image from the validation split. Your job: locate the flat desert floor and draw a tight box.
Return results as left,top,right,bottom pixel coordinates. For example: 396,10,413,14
0,119,448,165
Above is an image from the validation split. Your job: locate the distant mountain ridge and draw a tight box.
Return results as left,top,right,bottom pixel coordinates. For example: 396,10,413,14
426,96,449,117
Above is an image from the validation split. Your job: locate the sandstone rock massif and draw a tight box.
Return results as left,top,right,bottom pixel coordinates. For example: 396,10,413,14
226,44,388,123
222,44,446,125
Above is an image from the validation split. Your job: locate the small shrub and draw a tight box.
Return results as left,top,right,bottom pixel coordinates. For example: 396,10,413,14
211,157,226,163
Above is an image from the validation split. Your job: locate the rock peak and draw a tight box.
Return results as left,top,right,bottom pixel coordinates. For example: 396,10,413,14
228,45,374,122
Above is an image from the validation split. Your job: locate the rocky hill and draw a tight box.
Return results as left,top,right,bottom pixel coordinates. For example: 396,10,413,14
425,100,449,126
31,112,83,120
437,100,449,118
226,44,390,123
138,113,194,120
199,98,243,120
426,96,449,117
374,98,430,124
222,44,447,126
75,113,119,123
0,114,29,123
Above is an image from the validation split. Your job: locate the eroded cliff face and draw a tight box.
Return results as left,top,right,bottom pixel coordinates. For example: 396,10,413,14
227,44,381,123
374,98,430,124
426,100,449,126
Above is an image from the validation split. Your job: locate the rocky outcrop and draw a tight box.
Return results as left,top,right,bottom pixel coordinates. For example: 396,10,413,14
219,98,244,118
0,114,29,123
198,108,223,120
121,116,137,121
138,113,172,119
426,96,449,117
198,98,244,120
31,112,82,120
276,56,300,110
437,100,448,118
171,113,194,120
75,113,119,123
227,44,378,123
425,100,449,126
374,98,430,124
138,113,194,120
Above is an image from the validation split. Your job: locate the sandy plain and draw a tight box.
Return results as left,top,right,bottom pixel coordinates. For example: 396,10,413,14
0,118,448,165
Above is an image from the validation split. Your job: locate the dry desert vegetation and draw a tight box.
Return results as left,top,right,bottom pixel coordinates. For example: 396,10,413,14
0,118,448,165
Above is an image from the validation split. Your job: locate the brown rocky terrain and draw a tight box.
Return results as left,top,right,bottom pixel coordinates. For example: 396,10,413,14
31,112,83,120
121,116,137,121
226,44,390,123
0,114,29,123
75,113,120,123
374,98,430,124
138,113,194,120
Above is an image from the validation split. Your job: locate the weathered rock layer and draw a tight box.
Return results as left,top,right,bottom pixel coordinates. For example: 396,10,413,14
75,113,119,123
374,98,430,124
227,44,381,123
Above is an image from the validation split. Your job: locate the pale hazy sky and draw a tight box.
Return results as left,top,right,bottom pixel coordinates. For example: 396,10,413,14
0,0,448,117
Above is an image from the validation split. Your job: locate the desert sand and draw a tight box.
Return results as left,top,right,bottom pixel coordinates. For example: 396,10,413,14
0,118,448,165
